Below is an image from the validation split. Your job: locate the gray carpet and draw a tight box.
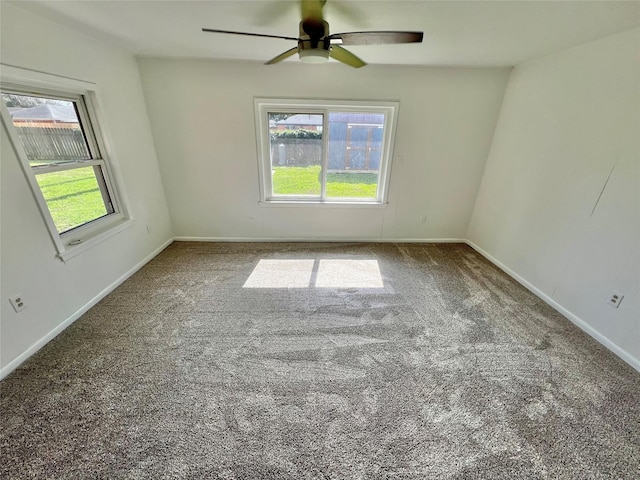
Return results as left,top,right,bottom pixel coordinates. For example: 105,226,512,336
1,242,638,479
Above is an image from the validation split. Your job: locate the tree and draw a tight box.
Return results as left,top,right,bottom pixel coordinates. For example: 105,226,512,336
269,113,296,122
1,93,68,108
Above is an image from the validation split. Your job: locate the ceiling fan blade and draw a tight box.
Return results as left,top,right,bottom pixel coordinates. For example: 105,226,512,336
329,31,424,45
202,28,297,42
301,0,326,22
253,1,296,26
300,0,328,40
325,1,363,26
329,45,366,68
265,47,299,65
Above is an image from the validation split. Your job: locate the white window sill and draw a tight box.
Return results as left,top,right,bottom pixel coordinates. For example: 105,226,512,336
259,201,389,208
57,218,134,262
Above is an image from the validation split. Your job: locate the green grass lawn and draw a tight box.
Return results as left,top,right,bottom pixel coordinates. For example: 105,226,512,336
36,165,376,233
35,166,108,233
273,165,378,198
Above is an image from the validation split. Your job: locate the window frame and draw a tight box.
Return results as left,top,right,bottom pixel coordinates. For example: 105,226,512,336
254,98,399,206
1,66,132,261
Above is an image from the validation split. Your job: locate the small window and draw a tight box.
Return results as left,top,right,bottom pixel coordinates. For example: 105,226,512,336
255,99,398,204
1,84,129,260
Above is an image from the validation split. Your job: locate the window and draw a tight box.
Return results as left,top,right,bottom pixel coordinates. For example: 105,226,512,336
1,76,130,261
255,99,399,204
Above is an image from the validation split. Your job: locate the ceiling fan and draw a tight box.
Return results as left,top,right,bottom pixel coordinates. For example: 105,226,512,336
202,0,423,68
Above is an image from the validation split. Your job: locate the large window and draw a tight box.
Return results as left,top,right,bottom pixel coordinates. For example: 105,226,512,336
255,99,398,204
1,78,129,260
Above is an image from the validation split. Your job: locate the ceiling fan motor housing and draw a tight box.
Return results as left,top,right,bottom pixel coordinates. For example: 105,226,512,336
298,20,331,62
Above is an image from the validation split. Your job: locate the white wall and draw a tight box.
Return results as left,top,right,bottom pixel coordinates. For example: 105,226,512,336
0,4,173,374
137,58,510,241
468,29,640,369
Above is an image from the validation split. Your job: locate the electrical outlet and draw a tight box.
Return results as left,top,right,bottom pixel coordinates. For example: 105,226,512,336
420,215,427,224
607,291,624,308
9,294,26,313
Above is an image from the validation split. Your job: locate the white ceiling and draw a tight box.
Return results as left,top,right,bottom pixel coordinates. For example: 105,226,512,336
9,0,640,67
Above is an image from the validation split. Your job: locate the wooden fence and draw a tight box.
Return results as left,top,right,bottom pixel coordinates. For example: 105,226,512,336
15,126,89,161
271,137,381,171
271,139,322,167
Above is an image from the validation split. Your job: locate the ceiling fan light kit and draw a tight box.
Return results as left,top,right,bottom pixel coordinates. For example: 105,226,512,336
299,49,330,64
202,0,423,68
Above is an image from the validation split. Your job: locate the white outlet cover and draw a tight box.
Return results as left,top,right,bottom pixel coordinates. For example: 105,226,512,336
607,291,624,308
9,295,27,313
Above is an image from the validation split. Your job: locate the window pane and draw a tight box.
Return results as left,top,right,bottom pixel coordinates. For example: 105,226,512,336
327,113,383,199
35,166,111,234
1,93,91,166
269,112,323,197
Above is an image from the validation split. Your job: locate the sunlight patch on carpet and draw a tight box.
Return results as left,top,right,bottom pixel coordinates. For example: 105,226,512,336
316,259,384,288
243,259,384,288
243,259,314,288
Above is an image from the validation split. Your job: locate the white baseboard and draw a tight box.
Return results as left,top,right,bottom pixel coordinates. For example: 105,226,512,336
0,238,174,380
465,240,640,373
174,236,468,243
